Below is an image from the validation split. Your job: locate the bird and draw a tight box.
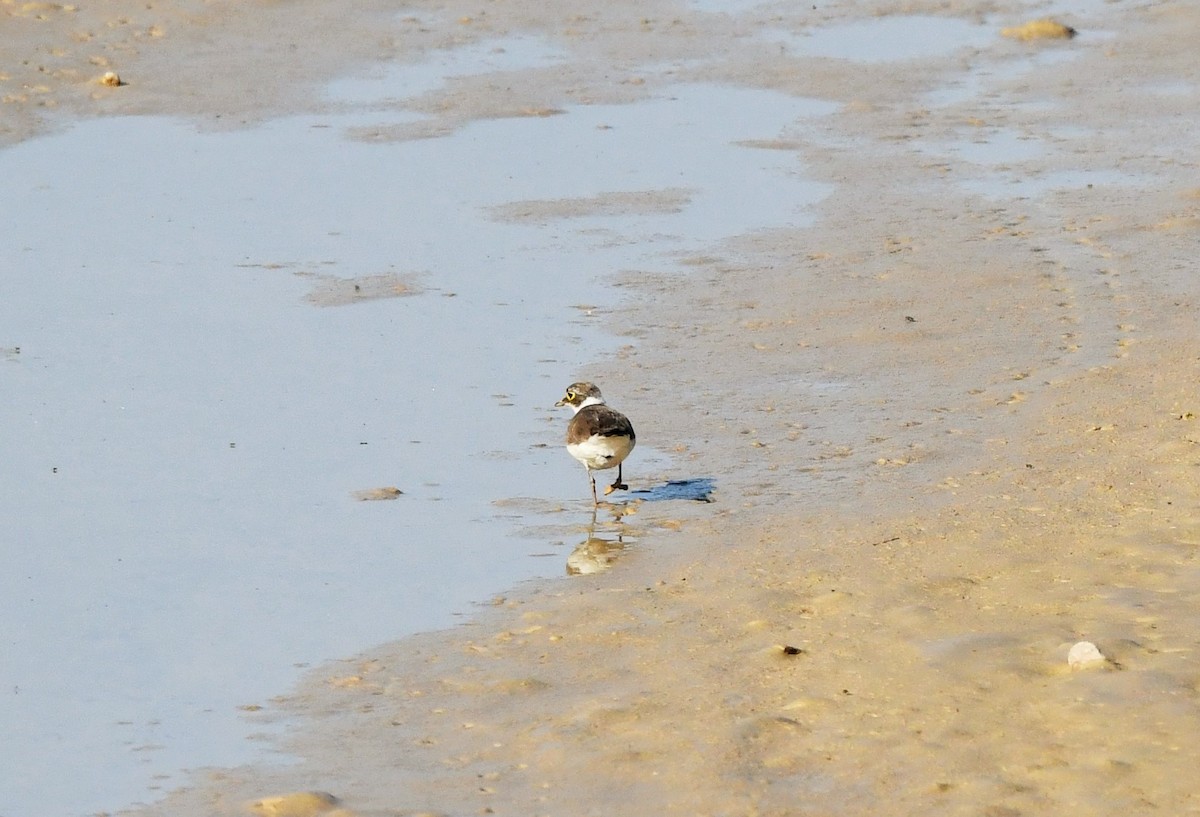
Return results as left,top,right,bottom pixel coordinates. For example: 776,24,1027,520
555,382,636,505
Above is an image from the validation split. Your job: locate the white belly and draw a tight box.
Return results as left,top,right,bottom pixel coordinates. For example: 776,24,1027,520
567,433,635,471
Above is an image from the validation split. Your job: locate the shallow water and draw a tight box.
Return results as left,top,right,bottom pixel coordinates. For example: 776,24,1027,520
773,15,996,63
0,79,832,816
917,125,1140,194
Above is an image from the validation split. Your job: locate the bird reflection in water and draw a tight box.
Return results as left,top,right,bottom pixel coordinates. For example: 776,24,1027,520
566,504,634,575
563,478,716,575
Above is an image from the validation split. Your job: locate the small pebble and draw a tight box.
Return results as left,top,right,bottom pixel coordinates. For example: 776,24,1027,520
352,486,403,501
247,791,342,817
1067,640,1105,669
1001,18,1077,40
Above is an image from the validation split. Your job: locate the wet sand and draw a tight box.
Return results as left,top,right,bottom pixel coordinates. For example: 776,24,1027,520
7,0,1199,815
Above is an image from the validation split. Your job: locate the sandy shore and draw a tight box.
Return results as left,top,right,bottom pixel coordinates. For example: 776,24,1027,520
7,0,1198,815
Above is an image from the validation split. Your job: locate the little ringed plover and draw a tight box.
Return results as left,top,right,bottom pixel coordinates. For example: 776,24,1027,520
555,382,636,505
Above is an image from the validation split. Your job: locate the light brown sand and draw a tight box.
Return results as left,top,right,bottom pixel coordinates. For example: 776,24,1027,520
7,1,1198,815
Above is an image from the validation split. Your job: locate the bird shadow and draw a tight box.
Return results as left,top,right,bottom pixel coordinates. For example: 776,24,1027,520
626,477,716,503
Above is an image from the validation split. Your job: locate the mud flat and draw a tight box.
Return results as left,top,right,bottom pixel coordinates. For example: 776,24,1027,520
6,0,1199,815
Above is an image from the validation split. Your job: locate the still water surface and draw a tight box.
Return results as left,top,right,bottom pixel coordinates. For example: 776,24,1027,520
0,74,832,814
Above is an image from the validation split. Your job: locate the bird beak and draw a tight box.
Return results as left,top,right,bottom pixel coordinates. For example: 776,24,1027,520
554,398,566,407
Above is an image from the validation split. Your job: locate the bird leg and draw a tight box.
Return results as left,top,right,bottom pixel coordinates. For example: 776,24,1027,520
589,471,599,505
604,462,629,495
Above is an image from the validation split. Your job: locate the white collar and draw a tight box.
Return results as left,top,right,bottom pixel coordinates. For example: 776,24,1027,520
573,395,605,412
